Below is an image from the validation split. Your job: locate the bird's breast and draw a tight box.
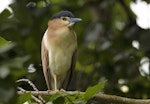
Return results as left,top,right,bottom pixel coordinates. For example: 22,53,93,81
43,28,77,75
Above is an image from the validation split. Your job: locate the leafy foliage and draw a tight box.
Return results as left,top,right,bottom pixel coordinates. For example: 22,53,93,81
48,81,105,104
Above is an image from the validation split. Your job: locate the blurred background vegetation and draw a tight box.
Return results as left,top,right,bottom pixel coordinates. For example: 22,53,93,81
0,0,150,103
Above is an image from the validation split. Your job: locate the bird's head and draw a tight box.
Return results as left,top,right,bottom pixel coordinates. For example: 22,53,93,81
49,10,82,27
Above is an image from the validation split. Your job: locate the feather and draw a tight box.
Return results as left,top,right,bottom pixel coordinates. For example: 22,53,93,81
41,39,51,90
62,49,77,89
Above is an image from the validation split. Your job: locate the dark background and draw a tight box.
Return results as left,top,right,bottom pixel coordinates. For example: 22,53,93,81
0,0,150,103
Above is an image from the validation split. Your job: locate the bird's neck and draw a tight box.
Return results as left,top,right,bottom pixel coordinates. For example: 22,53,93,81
44,27,77,50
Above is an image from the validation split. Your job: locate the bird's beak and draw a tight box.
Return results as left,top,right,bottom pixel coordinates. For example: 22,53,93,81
70,18,82,23
68,18,82,26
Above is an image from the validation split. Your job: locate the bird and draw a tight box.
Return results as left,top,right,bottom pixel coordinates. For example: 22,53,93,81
41,10,81,91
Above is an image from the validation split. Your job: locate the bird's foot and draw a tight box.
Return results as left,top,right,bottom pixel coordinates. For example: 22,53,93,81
54,89,59,92
47,90,52,93
60,89,66,92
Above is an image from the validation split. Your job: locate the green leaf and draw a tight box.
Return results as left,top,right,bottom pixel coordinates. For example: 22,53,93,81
17,93,32,104
84,81,107,100
0,37,11,47
0,9,12,19
49,91,70,102
49,92,67,104
49,92,62,101
53,97,65,104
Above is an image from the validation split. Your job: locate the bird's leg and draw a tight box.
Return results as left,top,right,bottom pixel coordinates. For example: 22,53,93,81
54,74,58,91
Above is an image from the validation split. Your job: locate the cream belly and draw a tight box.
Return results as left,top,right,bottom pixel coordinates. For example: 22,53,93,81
49,48,73,75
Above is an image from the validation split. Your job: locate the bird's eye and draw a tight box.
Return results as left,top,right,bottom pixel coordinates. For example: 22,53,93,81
62,17,67,21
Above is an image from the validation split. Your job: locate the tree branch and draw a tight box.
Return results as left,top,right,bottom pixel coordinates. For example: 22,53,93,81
17,91,150,104
16,79,150,104
17,90,83,96
118,0,136,25
92,93,150,104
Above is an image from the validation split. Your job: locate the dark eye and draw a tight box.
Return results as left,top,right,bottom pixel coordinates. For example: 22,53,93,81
62,17,67,21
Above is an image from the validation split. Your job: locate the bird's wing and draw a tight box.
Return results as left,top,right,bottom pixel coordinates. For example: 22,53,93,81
62,49,77,90
41,38,51,90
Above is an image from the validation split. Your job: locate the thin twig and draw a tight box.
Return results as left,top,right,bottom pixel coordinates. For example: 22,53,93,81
45,0,50,5
17,87,43,104
16,79,46,103
16,79,38,91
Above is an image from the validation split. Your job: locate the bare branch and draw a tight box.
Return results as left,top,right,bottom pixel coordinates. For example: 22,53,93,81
92,93,150,104
17,90,83,96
